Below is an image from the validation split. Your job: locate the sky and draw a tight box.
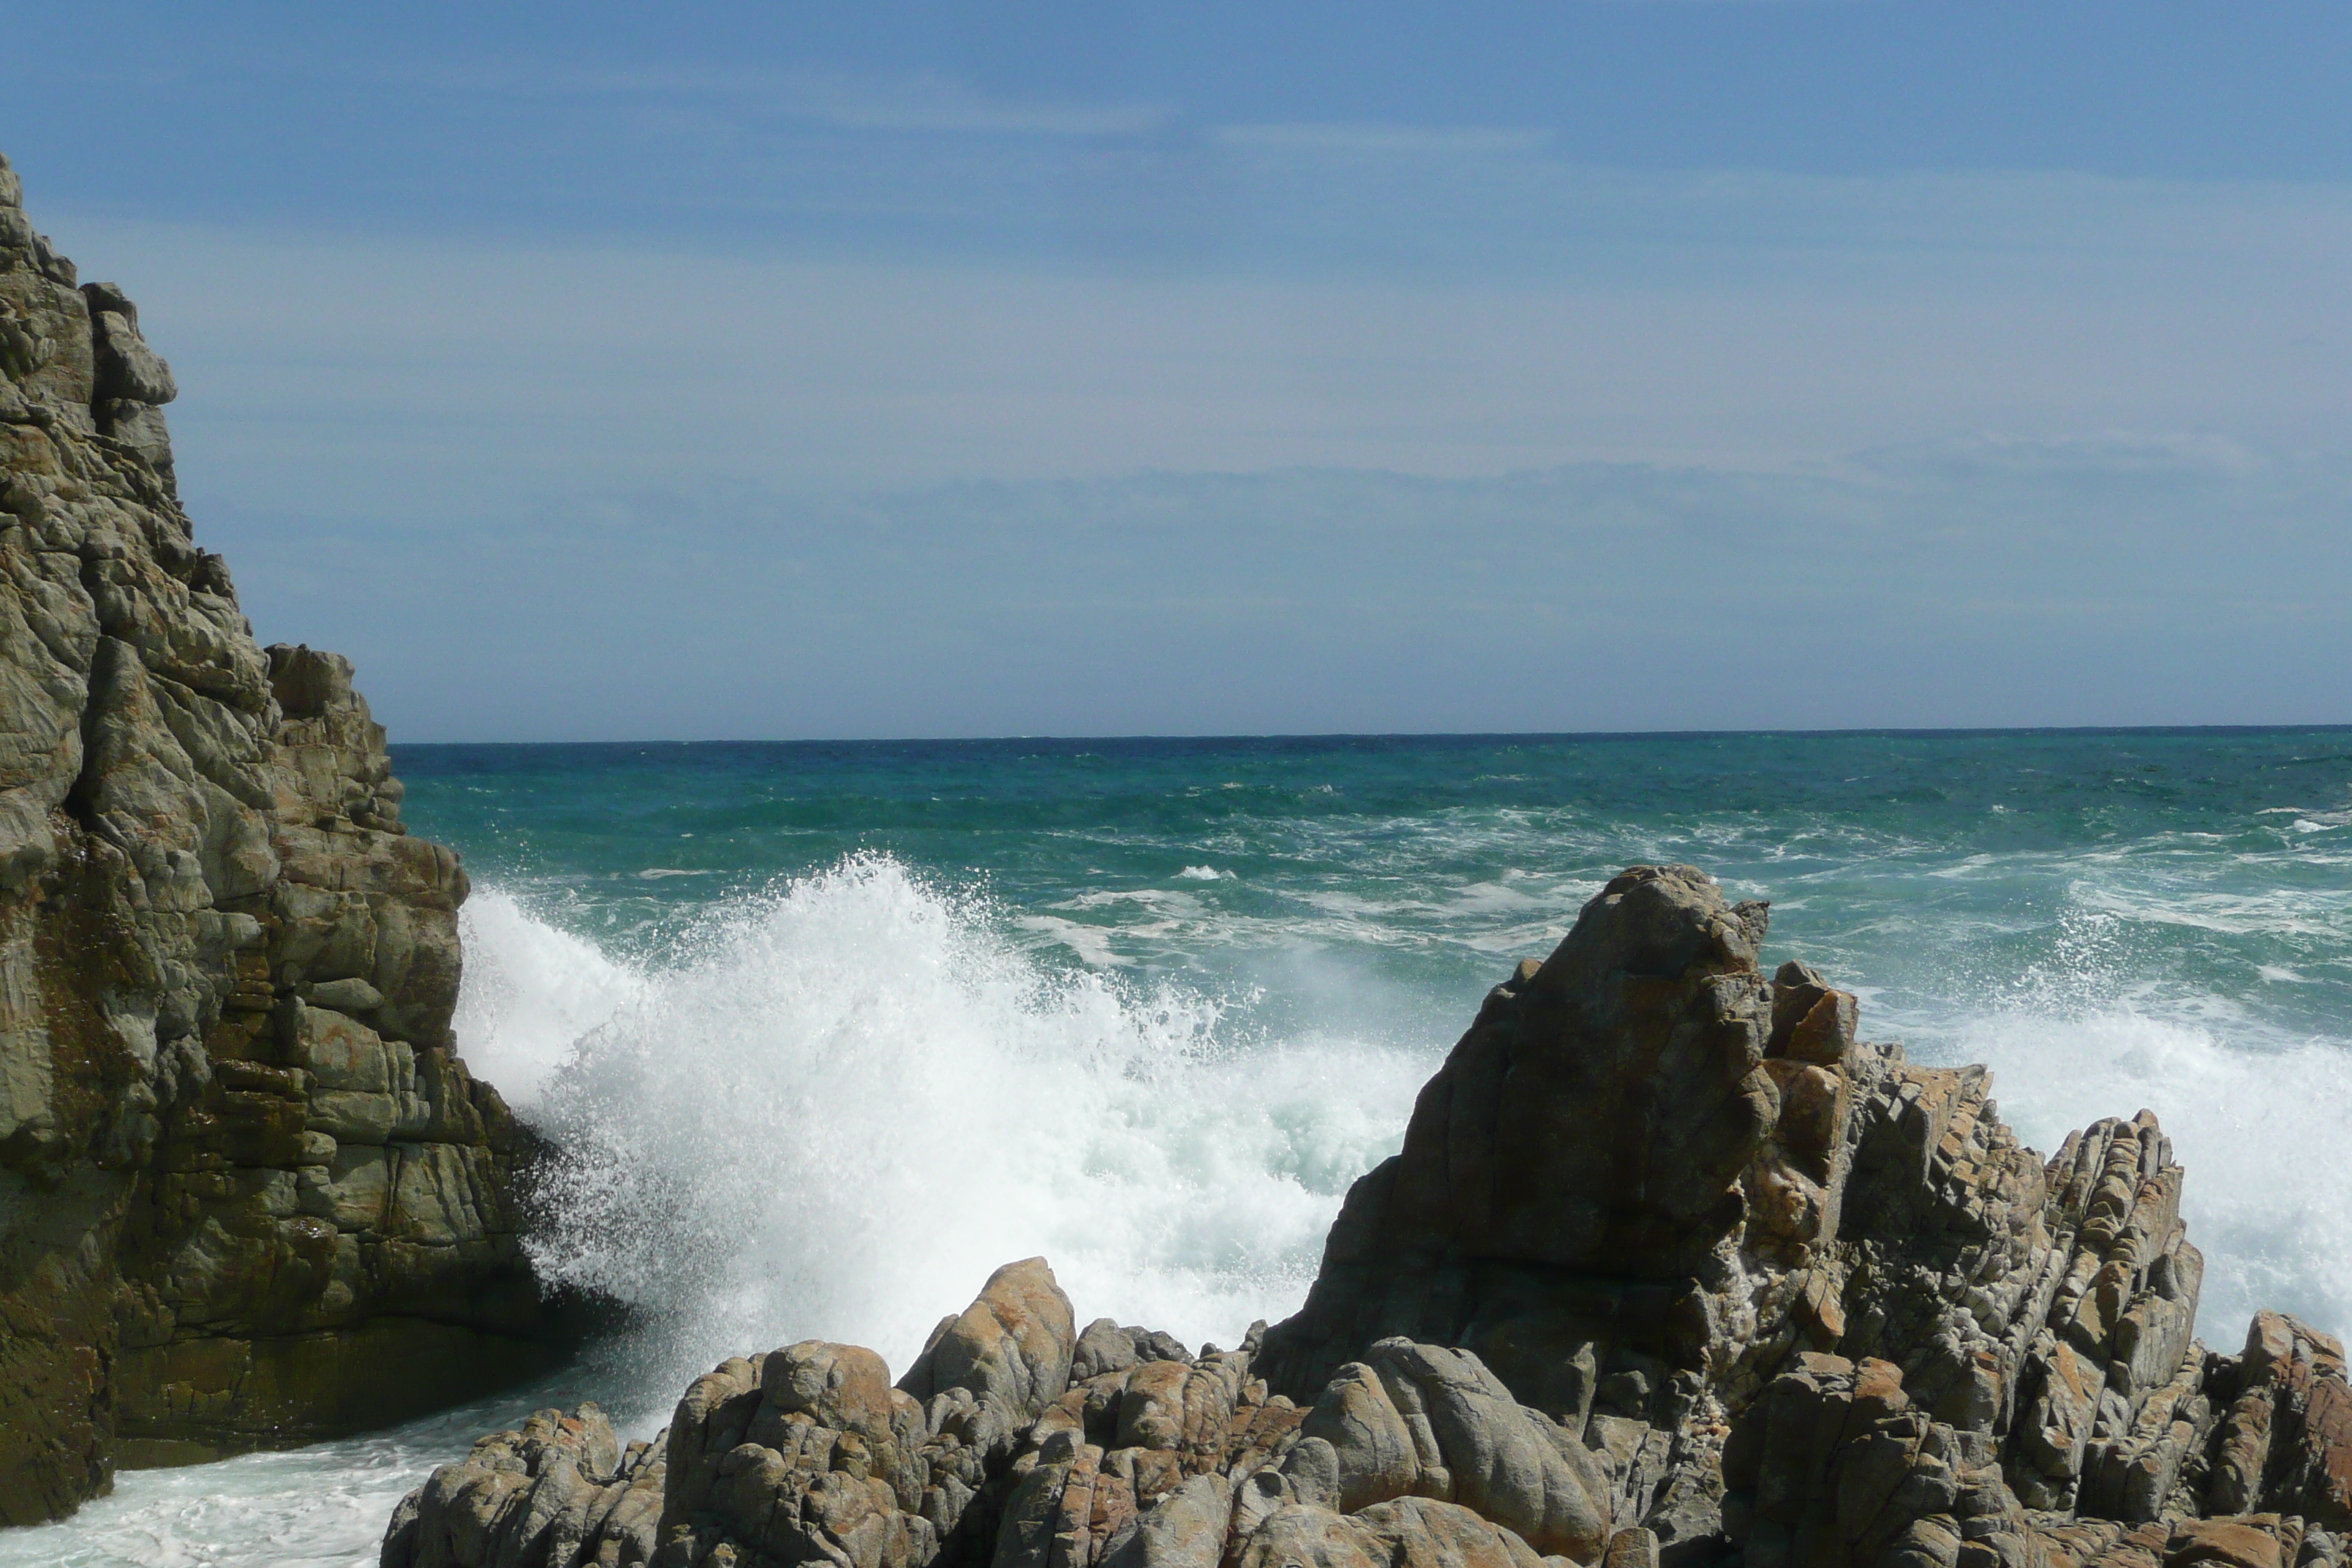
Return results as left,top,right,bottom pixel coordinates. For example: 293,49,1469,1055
5,2,2348,739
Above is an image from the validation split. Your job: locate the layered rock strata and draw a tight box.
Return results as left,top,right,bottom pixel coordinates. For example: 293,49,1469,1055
391,865,2352,1568
1,149,561,1523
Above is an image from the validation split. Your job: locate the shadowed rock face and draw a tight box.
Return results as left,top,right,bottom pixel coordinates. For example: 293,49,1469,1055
0,148,565,1523
386,865,2352,1568
1253,865,1790,1412
1384,864,1779,1276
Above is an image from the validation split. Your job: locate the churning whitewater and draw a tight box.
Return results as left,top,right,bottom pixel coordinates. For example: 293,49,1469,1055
6,730,2349,1568
500,855,1426,1413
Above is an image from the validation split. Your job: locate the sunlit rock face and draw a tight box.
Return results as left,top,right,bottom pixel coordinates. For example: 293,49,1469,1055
0,147,561,1525
384,864,2352,1568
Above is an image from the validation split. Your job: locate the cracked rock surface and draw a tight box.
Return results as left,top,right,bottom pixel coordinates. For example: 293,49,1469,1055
388,866,2352,1568
0,149,563,1524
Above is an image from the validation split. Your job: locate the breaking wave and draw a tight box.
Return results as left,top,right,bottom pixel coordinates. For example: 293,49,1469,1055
453,852,2352,1424
480,853,1426,1422
453,889,644,1112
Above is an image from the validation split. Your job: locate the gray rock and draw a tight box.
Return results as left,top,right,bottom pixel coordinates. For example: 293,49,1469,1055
1100,1473,1235,1568
1074,1319,1194,1382
1297,1362,1421,1512
83,282,178,406
1232,1497,1558,1568
0,147,561,1524
1256,867,1793,1406
1363,1341,1612,1563
309,975,388,1012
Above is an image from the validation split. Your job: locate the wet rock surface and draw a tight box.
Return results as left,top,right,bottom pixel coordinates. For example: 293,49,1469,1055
390,864,2352,1568
0,149,563,1523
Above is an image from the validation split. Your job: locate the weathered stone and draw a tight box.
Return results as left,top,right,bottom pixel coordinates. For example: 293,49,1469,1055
1100,1473,1233,1568
1297,1360,1423,1512
1344,1339,1611,1562
381,1403,663,1568
900,1256,1080,1429
1074,1319,1194,1383
1259,867,1786,1406
385,864,2352,1568
2197,1314,2352,1529
1235,1496,1556,1568
0,146,566,1523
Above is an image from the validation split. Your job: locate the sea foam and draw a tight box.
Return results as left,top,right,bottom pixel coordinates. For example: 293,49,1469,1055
1928,1003,2352,1348
452,889,645,1111
489,853,1425,1422
460,853,2352,1420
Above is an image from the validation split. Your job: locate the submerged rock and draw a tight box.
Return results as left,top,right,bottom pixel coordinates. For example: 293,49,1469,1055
0,148,568,1522
390,864,2352,1568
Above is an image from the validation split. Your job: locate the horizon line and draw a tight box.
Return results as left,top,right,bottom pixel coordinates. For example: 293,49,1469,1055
388,721,2352,750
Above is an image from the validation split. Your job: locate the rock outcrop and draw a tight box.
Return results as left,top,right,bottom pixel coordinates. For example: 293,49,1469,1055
388,865,2352,1568
1,149,565,1523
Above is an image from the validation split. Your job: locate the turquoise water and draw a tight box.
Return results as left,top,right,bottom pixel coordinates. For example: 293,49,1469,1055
405,728,2352,1034
411,728,2352,1383
12,728,2352,1567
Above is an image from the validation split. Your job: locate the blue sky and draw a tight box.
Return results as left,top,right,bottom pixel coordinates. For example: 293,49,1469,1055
7,3,2348,738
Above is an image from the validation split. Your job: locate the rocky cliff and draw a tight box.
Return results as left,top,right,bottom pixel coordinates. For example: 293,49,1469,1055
0,149,563,1523
388,865,2352,1568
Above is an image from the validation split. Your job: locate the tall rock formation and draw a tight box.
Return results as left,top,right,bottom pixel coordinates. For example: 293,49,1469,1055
1,149,562,1523
388,866,2352,1568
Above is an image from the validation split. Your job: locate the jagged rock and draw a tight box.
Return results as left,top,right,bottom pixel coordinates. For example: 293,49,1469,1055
1098,1471,1232,1568
395,864,2352,1568
382,1403,665,1568
1254,865,1795,1417
83,280,178,408
614,1262,1080,1568
1073,1320,1194,1383
0,146,566,1523
2193,1313,2352,1529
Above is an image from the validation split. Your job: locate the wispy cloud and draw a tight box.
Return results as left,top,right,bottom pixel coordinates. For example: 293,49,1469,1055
1840,432,2277,483
403,59,1169,137
38,152,2352,735
57,160,2349,509
1213,123,1551,157
206,446,2352,741
783,72,1172,137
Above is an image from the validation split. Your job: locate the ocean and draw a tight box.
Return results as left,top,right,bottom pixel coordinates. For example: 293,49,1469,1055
10,728,2352,1567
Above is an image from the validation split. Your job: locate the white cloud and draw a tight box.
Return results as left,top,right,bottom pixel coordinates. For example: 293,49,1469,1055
52,174,2342,518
